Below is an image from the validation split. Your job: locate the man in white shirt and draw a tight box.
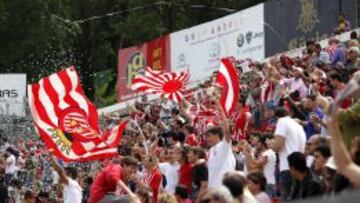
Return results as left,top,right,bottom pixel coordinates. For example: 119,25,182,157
49,150,82,203
206,101,236,188
266,107,306,201
244,135,276,198
159,146,181,194
5,149,16,186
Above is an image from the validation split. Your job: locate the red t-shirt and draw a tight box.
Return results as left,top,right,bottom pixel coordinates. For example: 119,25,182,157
179,163,193,192
144,169,162,203
88,164,123,203
185,134,198,146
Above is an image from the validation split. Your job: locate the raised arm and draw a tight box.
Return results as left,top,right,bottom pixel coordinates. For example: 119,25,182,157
216,100,231,143
328,111,360,187
49,151,69,185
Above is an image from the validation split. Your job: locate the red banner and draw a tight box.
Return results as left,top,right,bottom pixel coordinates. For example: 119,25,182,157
117,35,171,101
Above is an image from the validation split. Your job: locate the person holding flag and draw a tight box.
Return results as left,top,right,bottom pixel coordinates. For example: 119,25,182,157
49,149,82,203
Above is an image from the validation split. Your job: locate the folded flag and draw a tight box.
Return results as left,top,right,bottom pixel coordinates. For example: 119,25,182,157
28,66,127,162
131,66,190,103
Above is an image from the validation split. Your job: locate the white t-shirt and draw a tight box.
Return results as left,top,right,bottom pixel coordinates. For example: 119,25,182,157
159,162,180,194
275,116,306,171
254,192,270,203
261,149,276,185
63,178,82,203
208,140,236,188
5,154,16,174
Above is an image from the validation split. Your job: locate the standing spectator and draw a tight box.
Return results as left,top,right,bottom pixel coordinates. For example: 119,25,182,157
49,151,82,203
302,94,324,138
283,67,308,99
159,146,181,194
178,148,193,193
143,155,162,203
346,47,359,70
4,149,16,186
247,172,271,203
184,125,198,147
244,135,276,198
187,147,208,200
287,152,324,200
88,156,138,203
266,107,306,201
206,101,235,188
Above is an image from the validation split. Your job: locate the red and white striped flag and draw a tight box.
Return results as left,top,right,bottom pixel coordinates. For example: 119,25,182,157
216,58,240,117
28,66,127,162
131,67,190,103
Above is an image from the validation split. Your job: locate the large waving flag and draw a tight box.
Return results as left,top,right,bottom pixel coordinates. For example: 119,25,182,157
28,66,127,162
131,67,190,103
216,58,240,117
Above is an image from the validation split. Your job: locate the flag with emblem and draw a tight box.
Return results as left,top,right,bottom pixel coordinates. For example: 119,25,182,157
28,66,127,162
131,66,190,103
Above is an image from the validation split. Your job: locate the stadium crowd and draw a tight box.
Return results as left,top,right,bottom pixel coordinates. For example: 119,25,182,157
0,29,359,203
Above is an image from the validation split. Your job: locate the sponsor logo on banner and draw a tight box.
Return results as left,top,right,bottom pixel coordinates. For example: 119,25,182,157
118,35,171,101
125,51,146,89
170,4,264,82
0,74,26,117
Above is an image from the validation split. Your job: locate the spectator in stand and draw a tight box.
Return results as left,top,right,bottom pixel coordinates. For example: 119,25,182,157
331,42,347,66
222,171,258,203
206,101,235,188
178,147,193,193
159,146,181,194
312,144,331,179
142,155,162,203
334,13,351,34
329,72,352,108
266,107,306,201
88,156,138,203
283,67,308,99
184,125,198,146
175,185,192,203
287,152,324,200
201,186,234,203
4,148,16,186
49,150,82,203
158,192,178,203
247,172,271,203
244,135,276,198
187,147,208,201
346,46,359,70
302,94,324,138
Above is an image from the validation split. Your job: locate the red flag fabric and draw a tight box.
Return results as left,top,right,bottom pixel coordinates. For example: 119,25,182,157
131,67,190,103
216,58,240,117
28,66,127,162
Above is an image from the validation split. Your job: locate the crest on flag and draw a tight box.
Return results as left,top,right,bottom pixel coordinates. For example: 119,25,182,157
28,66,127,162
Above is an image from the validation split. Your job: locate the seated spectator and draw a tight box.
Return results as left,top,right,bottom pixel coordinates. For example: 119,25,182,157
175,185,192,203
312,144,331,178
222,171,258,203
288,152,324,200
201,186,234,203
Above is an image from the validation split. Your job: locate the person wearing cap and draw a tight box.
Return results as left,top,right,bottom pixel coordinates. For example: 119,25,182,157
49,150,82,203
283,66,308,99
